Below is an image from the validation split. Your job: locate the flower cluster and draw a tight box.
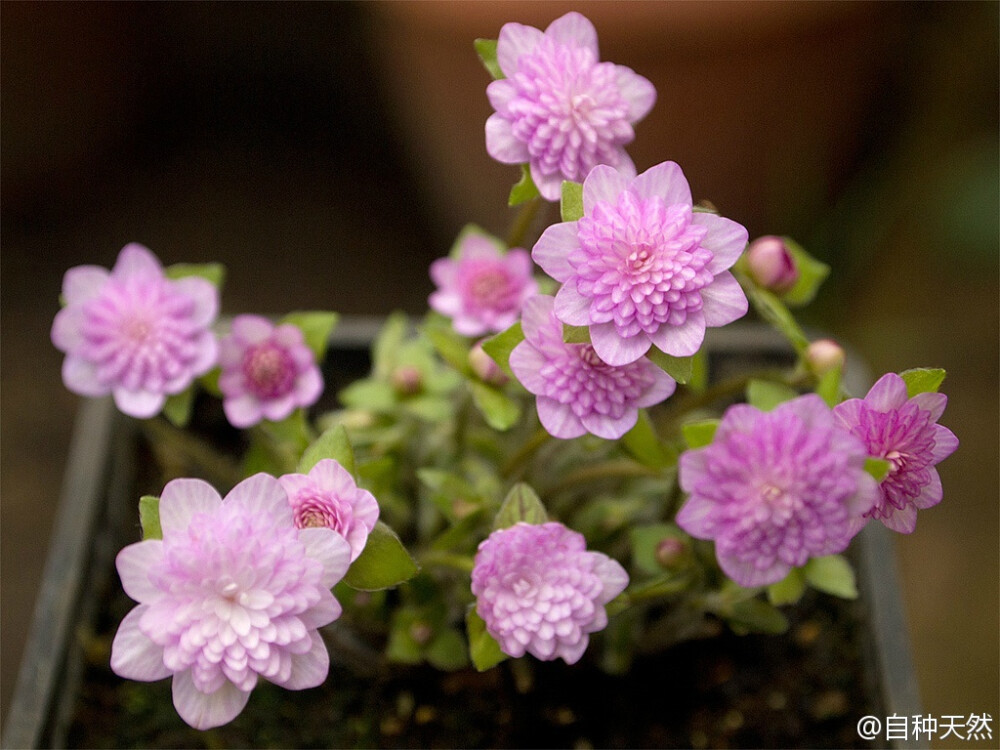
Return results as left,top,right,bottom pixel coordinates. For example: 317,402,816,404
50,9,958,735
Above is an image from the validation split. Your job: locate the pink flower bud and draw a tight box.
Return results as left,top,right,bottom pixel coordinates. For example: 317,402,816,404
391,365,423,395
469,341,508,386
746,236,799,293
805,339,846,376
655,537,687,568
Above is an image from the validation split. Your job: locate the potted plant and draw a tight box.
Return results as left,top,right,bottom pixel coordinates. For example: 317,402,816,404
5,11,955,749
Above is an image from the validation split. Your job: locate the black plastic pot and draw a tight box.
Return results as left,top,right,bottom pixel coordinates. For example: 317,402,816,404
2,319,923,749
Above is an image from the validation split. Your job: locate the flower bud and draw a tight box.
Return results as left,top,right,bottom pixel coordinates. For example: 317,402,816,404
655,537,687,569
805,338,846,377
468,341,508,386
391,365,423,395
746,236,798,293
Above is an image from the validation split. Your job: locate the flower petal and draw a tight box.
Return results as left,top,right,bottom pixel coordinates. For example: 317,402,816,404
110,606,170,682
930,425,959,463
911,391,948,422
299,527,352,588
224,394,263,428
113,243,162,281
864,373,908,412
230,314,274,344
509,341,550,395
536,396,586,439
486,113,530,164
172,670,250,730
531,222,578,281
581,409,637,440
277,630,330,690
912,470,944,510
700,272,749,327
529,162,565,202
880,503,918,534
553,283,593,326
718,550,788,588
648,312,706,357
635,367,677,407
172,276,219,328
631,162,691,206
62,265,109,306
582,164,630,212
496,22,545,77
227,473,293,524
62,356,108,397
590,322,650,366
695,213,750,274
113,388,166,419
116,540,165,603
591,554,629,604
616,66,656,122
546,12,598,54
160,478,222,535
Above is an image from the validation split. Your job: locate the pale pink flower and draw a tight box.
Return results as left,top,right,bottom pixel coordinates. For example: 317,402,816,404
279,459,379,562
677,395,878,587
833,373,958,533
533,162,749,366
509,295,675,439
110,474,351,730
746,235,798,293
485,11,656,200
471,522,628,664
218,315,324,428
429,232,538,337
51,243,219,418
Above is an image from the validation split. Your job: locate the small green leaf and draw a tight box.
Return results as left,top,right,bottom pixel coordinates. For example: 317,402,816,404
338,379,396,412
421,312,472,374
281,311,339,362
688,348,709,394
139,495,162,540
864,456,891,482
481,322,524,380
630,523,686,576
900,367,946,397
767,568,806,606
815,364,843,407
297,424,356,476
560,180,584,222
372,312,410,378
646,348,694,384
508,164,540,206
621,411,676,469
803,555,858,599
426,628,470,671
745,283,810,353
344,521,420,591
727,598,790,635
466,607,508,671
470,381,521,431
161,387,195,428
562,324,591,344
402,394,454,422
746,379,799,411
682,419,718,449
493,483,547,530
164,262,225,288
781,238,830,307
474,38,503,79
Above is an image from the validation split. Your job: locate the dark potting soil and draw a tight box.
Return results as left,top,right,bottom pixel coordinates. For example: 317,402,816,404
66,582,883,749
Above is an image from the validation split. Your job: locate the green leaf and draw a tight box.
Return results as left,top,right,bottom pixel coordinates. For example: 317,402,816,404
508,164,540,206
373,312,410,378
745,283,810,353
493,483,547,530
343,521,420,591
621,411,676,469
688,348,709,394
815,364,843,407
560,180,584,222
746,379,799,411
682,419,719,449
164,262,225,288
470,381,521,431
781,238,830,307
466,607,508,671
646,348,694,384
421,313,472,374
402,394,454,422
297,424,356,476
426,628,470,671
803,555,858,599
562,324,591,344
726,598,790,635
338,379,397,412
767,568,806,606
281,311,339,362
139,495,162,540
900,367,947,397
864,456,891,482
630,523,686,576
161,387,195,428
474,38,503,79
481,322,524,380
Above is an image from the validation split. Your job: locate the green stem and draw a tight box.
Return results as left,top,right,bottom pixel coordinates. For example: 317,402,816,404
505,197,544,249
543,458,664,496
500,427,551,478
607,573,692,616
419,550,475,574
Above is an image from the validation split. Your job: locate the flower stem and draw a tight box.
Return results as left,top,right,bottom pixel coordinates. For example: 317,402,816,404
543,458,664,496
505,197,546,249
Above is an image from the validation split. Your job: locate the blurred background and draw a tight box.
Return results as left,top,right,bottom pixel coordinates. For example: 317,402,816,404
2,1,997,744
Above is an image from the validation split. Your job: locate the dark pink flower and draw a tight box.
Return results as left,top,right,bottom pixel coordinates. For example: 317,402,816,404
833,373,958,533
533,162,748,366
471,521,628,664
110,474,351,729
218,315,324,428
510,295,675,439
677,395,878,587
279,459,379,562
429,231,538,336
485,12,656,201
51,244,219,418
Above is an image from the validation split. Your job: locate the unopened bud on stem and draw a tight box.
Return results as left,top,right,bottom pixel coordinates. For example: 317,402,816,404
747,236,799,293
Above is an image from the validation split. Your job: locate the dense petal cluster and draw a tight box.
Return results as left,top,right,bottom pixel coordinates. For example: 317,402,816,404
833,373,958,533
279,459,379,561
51,243,219,418
218,315,324,428
533,162,749,366
677,395,878,587
471,522,628,664
510,295,675,439
429,232,538,336
485,12,656,201
110,474,351,730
